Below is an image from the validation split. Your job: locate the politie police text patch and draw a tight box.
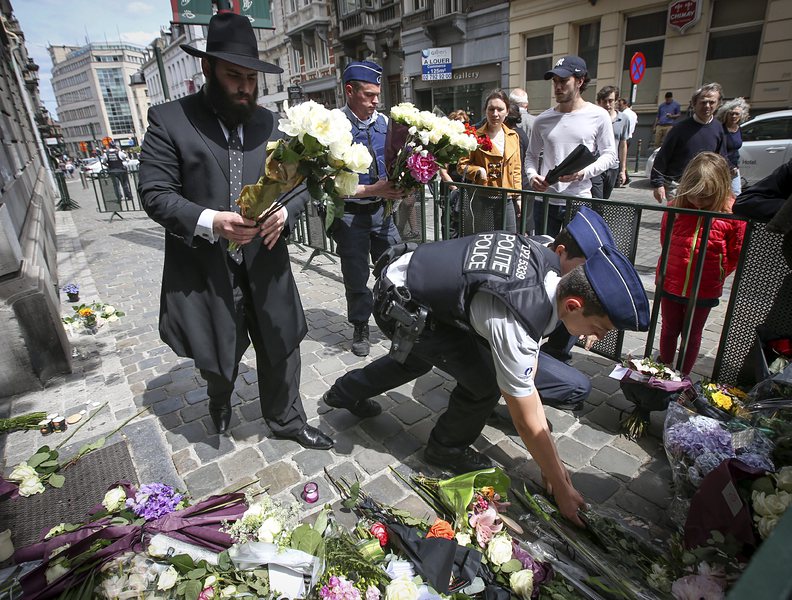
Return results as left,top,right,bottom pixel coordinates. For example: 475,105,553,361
463,232,531,279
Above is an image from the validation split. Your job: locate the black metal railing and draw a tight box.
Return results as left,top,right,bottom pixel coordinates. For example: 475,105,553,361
88,168,143,220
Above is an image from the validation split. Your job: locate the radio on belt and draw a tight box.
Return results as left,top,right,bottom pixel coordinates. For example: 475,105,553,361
384,285,428,363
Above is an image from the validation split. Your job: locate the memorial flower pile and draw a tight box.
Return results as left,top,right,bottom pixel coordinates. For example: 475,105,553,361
222,492,301,546
750,466,792,540
62,302,124,333
233,100,373,241
386,103,480,192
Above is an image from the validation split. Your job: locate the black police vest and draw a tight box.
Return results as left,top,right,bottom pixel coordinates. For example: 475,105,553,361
345,112,387,189
405,233,561,339
105,149,124,171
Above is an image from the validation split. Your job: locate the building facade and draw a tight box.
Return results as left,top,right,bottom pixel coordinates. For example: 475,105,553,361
284,0,338,107
508,0,792,153
256,0,299,113
140,24,205,108
49,42,147,157
401,0,510,121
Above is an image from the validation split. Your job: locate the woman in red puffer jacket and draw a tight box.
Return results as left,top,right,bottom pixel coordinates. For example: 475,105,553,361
657,152,746,374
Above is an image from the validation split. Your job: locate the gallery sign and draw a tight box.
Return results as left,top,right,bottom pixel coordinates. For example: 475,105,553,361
668,0,702,34
421,48,452,81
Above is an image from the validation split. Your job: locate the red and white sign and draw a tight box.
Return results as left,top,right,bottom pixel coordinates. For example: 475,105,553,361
668,0,702,34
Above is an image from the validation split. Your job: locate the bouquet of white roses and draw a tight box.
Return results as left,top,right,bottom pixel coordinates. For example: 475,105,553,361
234,100,373,239
385,103,479,192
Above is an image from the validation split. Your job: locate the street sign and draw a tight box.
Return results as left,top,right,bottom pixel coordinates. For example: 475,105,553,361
629,52,646,85
171,0,273,29
287,85,303,102
421,48,452,81
668,0,702,34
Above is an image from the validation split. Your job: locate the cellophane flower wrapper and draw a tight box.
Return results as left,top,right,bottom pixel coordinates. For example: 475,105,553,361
95,552,173,600
663,403,775,526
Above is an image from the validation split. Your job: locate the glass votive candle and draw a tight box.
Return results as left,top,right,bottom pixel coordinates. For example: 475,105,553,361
51,417,67,432
301,482,319,504
39,419,53,435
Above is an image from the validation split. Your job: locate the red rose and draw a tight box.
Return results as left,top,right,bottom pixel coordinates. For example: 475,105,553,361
370,522,389,547
478,135,493,152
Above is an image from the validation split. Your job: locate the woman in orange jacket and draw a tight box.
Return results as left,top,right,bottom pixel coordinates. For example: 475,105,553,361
457,89,522,233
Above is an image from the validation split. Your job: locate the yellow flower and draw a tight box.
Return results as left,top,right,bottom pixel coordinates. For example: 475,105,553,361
711,391,733,411
78,308,94,317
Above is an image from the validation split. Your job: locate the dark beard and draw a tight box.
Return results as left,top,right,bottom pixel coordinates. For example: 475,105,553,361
206,66,258,127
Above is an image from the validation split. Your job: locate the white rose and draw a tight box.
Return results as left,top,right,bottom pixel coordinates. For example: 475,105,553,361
127,573,147,592
242,502,266,520
486,533,513,566
0,529,13,562
102,305,115,314
18,476,45,497
753,491,787,517
220,585,237,597
328,129,354,164
334,171,360,197
755,515,779,539
157,566,179,591
384,577,420,600
343,143,374,174
9,462,36,482
455,532,472,547
45,562,69,584
102,486,127,512
777,466,792,493
509,569,534,600
256,516,282,543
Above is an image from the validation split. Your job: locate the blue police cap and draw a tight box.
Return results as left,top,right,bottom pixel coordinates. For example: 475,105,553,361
343,61,383,85
566,206,617,258
584,246,649,331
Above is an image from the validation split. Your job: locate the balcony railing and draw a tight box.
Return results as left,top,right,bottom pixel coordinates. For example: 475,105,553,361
284,1,331,37
338,2,401,37
433,0,461,18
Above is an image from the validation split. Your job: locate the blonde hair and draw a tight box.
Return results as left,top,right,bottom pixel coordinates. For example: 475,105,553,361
673,152,733,213
448,109,469,122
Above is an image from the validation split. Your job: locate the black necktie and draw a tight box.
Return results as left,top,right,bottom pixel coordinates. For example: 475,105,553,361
228,126,243,263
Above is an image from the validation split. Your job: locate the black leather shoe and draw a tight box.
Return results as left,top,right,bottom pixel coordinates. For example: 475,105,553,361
209,403,232,434
424,440,493,474
286,425,334,450
543,399,584,412
323,388,382,418
351,322,370,357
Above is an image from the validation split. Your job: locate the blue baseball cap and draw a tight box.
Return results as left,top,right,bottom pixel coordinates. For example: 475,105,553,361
566,206,617,258
584,246,649,331
343,61,383,85
545,55,587,80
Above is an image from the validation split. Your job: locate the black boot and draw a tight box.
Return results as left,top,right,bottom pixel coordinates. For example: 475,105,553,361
351,322,370,357
208,400,232,434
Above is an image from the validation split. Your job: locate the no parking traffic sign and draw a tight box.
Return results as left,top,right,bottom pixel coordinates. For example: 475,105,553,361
630,52,646,85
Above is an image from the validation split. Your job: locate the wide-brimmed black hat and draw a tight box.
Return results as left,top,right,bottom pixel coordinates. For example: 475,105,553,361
181,12,282,74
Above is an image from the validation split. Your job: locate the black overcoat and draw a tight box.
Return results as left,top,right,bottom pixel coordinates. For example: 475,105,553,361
138,91,308,381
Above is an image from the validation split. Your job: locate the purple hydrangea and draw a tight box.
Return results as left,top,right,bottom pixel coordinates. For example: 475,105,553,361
511,541,554,596
125,483,184,521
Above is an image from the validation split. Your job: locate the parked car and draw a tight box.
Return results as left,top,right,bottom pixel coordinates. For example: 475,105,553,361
644,110,792,187
80,157,104,174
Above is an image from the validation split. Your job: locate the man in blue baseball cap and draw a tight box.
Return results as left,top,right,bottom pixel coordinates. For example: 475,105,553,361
327,60,405,358
324,228,648,525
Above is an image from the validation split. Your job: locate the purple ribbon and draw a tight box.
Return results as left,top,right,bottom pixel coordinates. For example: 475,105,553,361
14,486,247,600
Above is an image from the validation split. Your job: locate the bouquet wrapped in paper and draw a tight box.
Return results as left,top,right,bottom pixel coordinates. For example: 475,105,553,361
233,100,373,243
385,103,480,192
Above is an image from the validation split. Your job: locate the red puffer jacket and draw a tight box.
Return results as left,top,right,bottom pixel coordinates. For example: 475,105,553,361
657,203,746,300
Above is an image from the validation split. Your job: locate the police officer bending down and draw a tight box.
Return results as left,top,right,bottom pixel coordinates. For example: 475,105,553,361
324,230,649,525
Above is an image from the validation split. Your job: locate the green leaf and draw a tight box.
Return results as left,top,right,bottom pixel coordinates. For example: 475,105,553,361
312,507,329,535
184,579,202,599
499,558,522,573
77,437,106,456
436,467,511,520
290,523,325,556
169,553,196,573
253,569,269,580
38,460,60,469
341,481,361,508
48,473,66,488
27,451,53,468
217,550,231,571
186,567,206,580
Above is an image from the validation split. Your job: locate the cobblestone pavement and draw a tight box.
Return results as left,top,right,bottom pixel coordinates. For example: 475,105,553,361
1,174,730,532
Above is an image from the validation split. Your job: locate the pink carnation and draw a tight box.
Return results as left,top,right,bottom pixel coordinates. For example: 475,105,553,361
406,152,439,184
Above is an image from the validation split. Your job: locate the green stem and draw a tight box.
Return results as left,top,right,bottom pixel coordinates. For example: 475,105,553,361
62,405,149,469
55,401,109,450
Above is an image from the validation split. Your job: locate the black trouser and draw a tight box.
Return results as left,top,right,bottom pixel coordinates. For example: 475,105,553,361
200,258,306,436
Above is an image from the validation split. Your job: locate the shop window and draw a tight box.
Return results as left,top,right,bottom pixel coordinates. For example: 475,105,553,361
703,0,766,99
577,22,600,80
524,32,553,111
621,10,665,106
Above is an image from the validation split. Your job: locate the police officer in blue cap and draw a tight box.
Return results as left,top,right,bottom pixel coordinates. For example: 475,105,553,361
331,61,405,357
324,228,649,525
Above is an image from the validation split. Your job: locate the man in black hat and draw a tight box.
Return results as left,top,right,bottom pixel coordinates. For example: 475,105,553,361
138,12,333,450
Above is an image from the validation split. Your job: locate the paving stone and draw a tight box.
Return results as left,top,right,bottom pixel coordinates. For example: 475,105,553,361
183,463,225,499
180,402,209,423
322,407,364,432
332,428,369,457
555,436,597,469
356,447,394,475
253,461,301,496
365,473,407,505
628,469,672,508
165,421,207,452
359,413,403,441
185,387,209,405
146,373,172,389
258,437,301,463
325,461,363,486
239,400,263,422
419,387,448,413
293,448,335,476
235,382,259,401
591,446,642,481
159,411,183,430
610,489,665,524
382,431,422,460
193,434,237,462
543,408,578,434
289,475,337,505
165,378,198,396
590,375,621,394
391,401,432,426
570,466,622,503
151,395,185,416
394,494,435,523
218,447,264,484
231,420,269,444
582,404,623,434
172,448,199,475
573,423,616,450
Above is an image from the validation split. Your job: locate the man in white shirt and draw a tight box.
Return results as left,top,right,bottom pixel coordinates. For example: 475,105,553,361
617,97,638,185
525,56,617,235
